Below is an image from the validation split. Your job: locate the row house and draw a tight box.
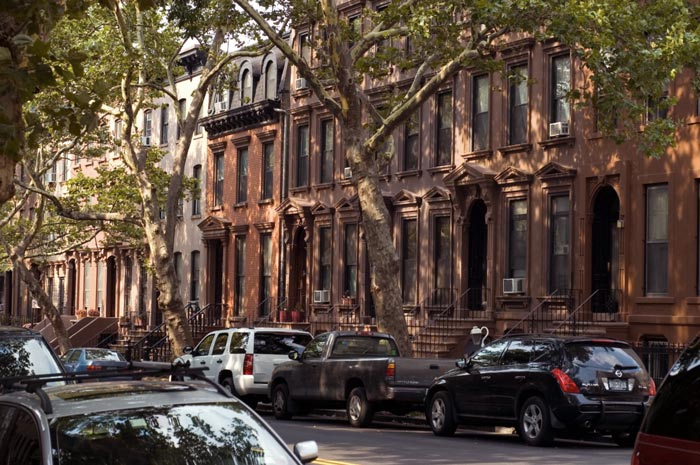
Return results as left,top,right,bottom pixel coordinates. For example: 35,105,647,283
2,47,209,330
273,24,700,349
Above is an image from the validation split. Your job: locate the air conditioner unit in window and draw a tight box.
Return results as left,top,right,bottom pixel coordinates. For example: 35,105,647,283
548,121,569,138
295,78,308,90
141,136,151,146
503,278,525,294
313,289,330,304
343,167,352,179
46,172,56,184
215,101,228,113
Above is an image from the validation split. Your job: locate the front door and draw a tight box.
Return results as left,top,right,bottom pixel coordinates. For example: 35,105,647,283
591,186,620,312
467,200,487,310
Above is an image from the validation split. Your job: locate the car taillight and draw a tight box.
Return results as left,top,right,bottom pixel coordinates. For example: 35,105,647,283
87,364,102,372
648,378,656,396
630,450,640,465
385,359,395,379
243,354,254,376
551,368,580,393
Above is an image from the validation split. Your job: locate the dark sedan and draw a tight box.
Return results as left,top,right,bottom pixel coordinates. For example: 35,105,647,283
61,347,128,373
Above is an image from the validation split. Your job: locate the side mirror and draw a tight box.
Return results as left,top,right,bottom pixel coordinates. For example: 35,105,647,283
182,346,194,355
293,441,319,464
288,350,300,361
456,358,467,369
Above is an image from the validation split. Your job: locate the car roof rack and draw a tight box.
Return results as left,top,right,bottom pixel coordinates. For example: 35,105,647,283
0,360,230,414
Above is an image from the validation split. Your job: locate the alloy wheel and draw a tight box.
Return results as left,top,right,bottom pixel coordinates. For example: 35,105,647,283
431,397,446,431
348,394,362,421
522,403,543,439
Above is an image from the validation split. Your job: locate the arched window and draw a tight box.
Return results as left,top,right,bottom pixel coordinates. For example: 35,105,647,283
265,61,276,100
241,69,253,103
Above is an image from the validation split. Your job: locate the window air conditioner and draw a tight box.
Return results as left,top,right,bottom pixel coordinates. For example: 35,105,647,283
141,136,151,146
503,278,525,294
295,78,308,90
215,101,228,113
46,172,56,183
548,121,569,138
313,289,330,304
343,167,352,179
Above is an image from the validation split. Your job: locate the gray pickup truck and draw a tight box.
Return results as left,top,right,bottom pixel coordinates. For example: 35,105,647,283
268,330,455,427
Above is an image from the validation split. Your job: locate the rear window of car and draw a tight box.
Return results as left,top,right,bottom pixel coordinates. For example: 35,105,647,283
0,336,64,378
253,333,311,355
330,336,399,358
641,340,700,442
564,342,644,371
85,349,124,361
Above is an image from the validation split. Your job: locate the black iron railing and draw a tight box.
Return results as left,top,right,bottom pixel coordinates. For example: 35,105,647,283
632,341,688,386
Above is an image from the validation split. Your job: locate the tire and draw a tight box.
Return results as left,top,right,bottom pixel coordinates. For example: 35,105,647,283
427,391,457,436
347,387,375,428
243,397,259,410
221,377,238,397
272,383,293,420
612,430,638,448
518,396,554,446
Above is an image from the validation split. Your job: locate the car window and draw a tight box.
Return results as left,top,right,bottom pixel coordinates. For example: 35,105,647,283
194,334,215,356
254,333,312,355
532,340,556,364
53,403,298,465
85,349,124,361
67,351,81,363
330,336,399,358
0,406,41,465
0,336,64,378
229,332,248,354
211,333,229,356
501,340,532,365
642,342,700,442
564,342,644,370
303,334,330,360
470,340,508,368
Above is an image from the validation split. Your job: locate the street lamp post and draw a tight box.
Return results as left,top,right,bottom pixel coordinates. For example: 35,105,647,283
470,325,489,347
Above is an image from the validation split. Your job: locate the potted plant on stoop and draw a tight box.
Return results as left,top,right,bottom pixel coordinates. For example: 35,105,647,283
278,308,289,322
341,291,355,307
290,308,304,322
76,308,87,320
87,308,100,317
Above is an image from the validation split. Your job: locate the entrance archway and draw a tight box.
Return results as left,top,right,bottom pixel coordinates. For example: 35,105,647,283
467,200,487,310
591,185,620,312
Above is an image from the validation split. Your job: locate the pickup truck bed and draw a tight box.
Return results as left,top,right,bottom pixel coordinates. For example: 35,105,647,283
269,331,455,427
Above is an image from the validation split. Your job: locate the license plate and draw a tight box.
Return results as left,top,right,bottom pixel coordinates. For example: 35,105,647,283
608,378,627,391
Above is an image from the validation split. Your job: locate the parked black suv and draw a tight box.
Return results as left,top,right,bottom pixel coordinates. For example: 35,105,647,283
425,334,655,447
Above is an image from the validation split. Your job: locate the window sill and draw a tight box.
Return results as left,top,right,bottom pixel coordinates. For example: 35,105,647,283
314,182,334,191
210,206,223,212
338,179,353,187
289,186,310,194
233,202,248,209
464,149,493,160
634,296,675,305
539,136,575,149
191,214,202,220
427,165,454,175
497,144,531,156
257,199,274,206
395,169,421,179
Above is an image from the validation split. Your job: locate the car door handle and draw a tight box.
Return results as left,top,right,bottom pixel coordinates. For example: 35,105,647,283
216,359,223,364
481,375,491,380
199,361,206,365
515,375,526,381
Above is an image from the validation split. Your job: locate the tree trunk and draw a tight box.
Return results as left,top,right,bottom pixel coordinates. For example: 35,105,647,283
13,257,71,354
145,224,193,360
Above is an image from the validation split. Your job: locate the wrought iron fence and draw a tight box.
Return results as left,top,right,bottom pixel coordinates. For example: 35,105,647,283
632,341,687,386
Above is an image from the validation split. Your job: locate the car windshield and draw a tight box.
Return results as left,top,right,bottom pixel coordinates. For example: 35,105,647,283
0,337,63,378
53,402,297,465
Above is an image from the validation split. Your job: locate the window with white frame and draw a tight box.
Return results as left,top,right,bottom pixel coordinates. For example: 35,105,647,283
550,55,571,125
508,199,528,279
237,147,248,203
241,69,253,104
401,218,417,303
508,64,529,145
320,119,334,183
549,195,570,291
645,184,668,295
472,75,489,151
214,153,224,207
265,61,276,100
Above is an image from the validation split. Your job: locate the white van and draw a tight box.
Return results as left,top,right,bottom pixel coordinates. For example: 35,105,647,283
178,327,312,408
